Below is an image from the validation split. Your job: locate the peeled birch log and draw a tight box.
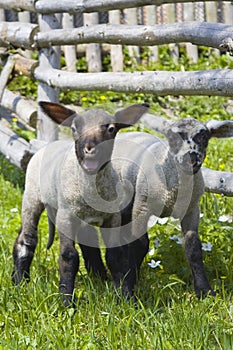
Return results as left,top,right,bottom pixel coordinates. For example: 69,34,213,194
144,5,158,62
109,10,123,72
125,8,140,64
1,0,232,15
13,54,38,78
34,0,233,14
35,22,233,54
0,55,15,102
18,11,32,59
0,22,39,49
62,13,77,72
34,67,233,97
202,168,233,197
0,121,32,170
183,3,198,62
1,90,37,128
83,13,102,72
36,13,61,142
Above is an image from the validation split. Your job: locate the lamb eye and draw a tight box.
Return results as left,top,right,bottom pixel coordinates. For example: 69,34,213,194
71,126,76,133
193,130,209,145
107,124,116,134
178,132,187,140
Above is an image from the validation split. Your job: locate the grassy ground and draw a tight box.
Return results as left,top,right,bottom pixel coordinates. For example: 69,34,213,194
1,49,233,349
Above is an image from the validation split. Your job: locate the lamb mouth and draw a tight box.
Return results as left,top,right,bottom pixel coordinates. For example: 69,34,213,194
82,158,100,173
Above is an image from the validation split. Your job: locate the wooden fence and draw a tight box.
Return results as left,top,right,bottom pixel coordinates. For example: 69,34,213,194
0,0,233,195
1,1,233,69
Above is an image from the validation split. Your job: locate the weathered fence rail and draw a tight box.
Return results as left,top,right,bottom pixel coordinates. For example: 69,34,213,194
0,22,38,49
0,0,232,197
1,0,231,14
2,20,233,59
34,68,233,96
34,22,233,51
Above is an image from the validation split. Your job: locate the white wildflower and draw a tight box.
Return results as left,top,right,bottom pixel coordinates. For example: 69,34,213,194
148,248,155,256
218,215,232,223
147,216,169,229
170,234,183,245
154,238,160,248
148,260,161,269
202,242,213,252
10,208,18,213
157,217,169,225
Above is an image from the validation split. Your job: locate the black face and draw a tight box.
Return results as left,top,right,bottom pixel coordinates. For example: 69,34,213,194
73,113,118,174
38,101,149,174
167,119,210,174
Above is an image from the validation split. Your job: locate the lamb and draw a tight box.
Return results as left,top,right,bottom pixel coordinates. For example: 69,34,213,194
79,117,233,300
12,101,149,306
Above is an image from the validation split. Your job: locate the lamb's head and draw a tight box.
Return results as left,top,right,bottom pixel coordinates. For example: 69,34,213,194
166,118,209,174
39,101,149,174
166,118,233,174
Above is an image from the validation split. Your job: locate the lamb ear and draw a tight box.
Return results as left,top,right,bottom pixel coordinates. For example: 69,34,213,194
39,101,76,126
115,103,149,129
206,120,233,138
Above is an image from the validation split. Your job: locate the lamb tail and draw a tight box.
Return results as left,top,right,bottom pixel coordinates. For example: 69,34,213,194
47,217,56,249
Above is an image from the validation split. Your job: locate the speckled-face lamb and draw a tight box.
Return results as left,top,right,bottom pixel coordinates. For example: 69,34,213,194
12,101,149,306
80,117,233,300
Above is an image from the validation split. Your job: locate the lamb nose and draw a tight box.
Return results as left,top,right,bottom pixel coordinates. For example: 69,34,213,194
84,144,95,154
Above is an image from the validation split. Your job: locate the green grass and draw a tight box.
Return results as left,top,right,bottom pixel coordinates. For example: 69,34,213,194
1,48,233,349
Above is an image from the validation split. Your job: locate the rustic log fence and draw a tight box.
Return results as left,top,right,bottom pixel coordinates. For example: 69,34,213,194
1,1,233,66
0,0,232,196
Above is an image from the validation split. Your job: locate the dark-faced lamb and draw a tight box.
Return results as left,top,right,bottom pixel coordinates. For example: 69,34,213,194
12,101,149,306
80,117,233,300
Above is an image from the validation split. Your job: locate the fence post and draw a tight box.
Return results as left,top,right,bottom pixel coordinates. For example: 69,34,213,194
224,2,233,24
62,13,77,72
183,3,198,63
83,13,102,72
0,9,5,21
18,11,31,58
0,9,5,57
205,1,219,56
37,14,61,142
125,8,140,65
109,10,124,72
165,3,179,63
144,5,158,62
